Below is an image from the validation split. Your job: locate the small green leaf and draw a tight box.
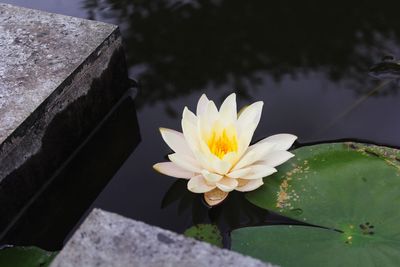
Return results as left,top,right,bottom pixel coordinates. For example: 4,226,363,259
184,224,223,247
0,246,58,267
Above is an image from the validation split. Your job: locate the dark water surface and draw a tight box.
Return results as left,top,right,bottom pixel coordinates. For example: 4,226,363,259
3,0,400,247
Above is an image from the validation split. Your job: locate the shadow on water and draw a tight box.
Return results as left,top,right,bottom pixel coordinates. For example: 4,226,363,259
162,179,314,249
0,90,141,250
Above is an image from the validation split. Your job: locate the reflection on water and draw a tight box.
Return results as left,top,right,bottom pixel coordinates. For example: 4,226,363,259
369,55,400,80
82,0,400,106
3,0,400,245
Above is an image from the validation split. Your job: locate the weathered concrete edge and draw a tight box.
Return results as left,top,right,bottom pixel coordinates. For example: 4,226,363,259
51,209,275,267
0,28,121,181
0,3,118,145
0,3,115,29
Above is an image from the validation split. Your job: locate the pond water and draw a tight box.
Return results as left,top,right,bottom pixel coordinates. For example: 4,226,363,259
3,0,400,249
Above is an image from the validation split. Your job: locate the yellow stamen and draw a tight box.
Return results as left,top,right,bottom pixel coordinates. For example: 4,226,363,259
207,127,238,159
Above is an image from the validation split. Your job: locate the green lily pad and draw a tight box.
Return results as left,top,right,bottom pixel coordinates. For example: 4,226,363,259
0,246,58,267
184,224,223,247
231,142,400,266
232,225,400,267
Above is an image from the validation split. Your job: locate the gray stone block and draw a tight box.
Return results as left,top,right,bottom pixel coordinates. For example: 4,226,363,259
0,4,129,231
51,209,274,267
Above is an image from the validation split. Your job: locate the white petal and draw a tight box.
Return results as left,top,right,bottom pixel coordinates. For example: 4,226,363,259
236,122,258,157
183,107,198,126
197,101,219,139
219,93,237,124
259,151,295,167
222,151,238,166
212,158,232,175
258,134,297,151
216,177,239,192
205,100,219,125
159,128,193,156
235,102,263,158
227,167,252,178
236,178,264,192
199,147,232,175
234,141,275,170
241,164,277,180
153,162,194,179
195,141,219,168
187,175,216,193
196,94,209,116
237,101,263,134
182,114,200,153
168,153,202,173
201,170,223,183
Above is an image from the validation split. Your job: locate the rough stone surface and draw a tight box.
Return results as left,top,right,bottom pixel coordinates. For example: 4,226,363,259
51,209,274,267
0,4,130,234
0,3,115,146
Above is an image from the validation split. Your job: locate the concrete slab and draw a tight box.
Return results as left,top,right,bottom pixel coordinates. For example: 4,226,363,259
50,209,274,267
0,4,130,232
0,3,116,149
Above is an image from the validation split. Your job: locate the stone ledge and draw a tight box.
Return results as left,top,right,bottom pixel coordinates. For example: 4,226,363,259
50,209,274,267
0,3,117,148
0,4,129,233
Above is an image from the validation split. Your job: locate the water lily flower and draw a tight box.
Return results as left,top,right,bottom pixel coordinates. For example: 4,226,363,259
154,93,297,206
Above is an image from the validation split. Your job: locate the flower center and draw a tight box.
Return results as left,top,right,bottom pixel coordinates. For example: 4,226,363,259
207,127,238,159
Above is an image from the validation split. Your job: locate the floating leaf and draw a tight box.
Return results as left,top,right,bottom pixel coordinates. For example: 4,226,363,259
232,143,400,266
184,224,223,247
0,246,58,267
